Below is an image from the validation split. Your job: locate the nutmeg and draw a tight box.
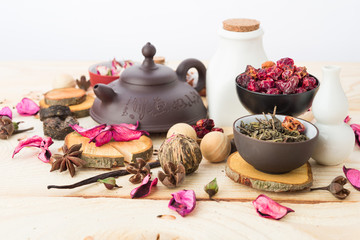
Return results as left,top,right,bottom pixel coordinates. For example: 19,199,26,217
166,123,197,141
52,74,76,89
200,131,231,163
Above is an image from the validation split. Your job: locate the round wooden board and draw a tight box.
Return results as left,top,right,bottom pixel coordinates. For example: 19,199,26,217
64,132,153,169
44,87,86,106
40,95,94,118
226,152,313,192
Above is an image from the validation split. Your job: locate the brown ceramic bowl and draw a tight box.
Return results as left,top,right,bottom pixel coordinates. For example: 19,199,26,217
235,75,319,116
233,114,319,173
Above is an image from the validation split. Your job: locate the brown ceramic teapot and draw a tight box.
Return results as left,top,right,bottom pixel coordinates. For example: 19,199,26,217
90,42,207,132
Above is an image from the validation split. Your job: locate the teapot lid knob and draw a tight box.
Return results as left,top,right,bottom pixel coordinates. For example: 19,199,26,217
141,42,157,70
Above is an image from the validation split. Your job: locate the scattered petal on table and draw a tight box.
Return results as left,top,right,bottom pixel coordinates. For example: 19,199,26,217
130,174,158,198
16,98,40,116
252,194,294,220
168,189,196,217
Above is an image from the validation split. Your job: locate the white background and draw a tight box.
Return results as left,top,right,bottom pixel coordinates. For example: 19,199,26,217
0,0,359,62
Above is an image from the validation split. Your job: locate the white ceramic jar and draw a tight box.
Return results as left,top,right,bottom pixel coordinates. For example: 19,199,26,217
311,66,355,165
207,22,267,127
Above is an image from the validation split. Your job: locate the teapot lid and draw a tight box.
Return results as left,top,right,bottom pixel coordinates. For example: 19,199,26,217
120,42,177,86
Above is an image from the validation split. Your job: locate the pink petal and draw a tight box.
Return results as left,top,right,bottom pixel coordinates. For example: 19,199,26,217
91,126,113,147
344,116,351,124
350,124,360,147
130,174,158,198
70,124,106,139
0,107,12,119
12,135,53,162
168,190,196,217
343,166,360,191
16,98,40,116
111,123,149,142
111,68,121,76
112,58,122,69
252,194,294,220
117,121,139,130
96,66,111,76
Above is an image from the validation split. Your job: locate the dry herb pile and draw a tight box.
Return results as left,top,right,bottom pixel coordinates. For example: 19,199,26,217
238,109,308,143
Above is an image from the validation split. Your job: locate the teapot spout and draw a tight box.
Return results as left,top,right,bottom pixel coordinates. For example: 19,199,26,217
94,84,116,103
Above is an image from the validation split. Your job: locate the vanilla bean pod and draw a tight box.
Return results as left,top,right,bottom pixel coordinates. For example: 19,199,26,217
47,160,160,190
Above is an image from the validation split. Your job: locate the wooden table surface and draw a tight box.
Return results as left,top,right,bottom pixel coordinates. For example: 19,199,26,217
0,61,360,240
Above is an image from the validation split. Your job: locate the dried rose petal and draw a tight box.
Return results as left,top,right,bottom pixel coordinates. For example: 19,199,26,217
236,73,251,88
168,189,196,217
247,79,260,92
211,127,224,133
344,116,351,123
276,58,295,70
12,135,53,163
350,124,360,147
70,124,106,138
0,107,12,119
111,124,149,142
343,166,360,191
96,66,111,76
245,65,258,79
252,194,294,220
90,125,113,147
130,174,158,198
16,98,40,116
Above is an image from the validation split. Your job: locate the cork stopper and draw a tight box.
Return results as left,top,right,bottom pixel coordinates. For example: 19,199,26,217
154,56,165,65
223,18,260,32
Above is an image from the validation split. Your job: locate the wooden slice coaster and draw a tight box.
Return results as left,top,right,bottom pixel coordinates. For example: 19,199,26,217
44,88,86,106
64,132,153,169
226,152,313,192
40,95,94,118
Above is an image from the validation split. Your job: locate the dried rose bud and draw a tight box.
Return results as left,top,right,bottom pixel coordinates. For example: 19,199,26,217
211,127,224,133
0,116,33,140
97,177,120,190
261,61,275,69
196,119,215,130
204,178,218,199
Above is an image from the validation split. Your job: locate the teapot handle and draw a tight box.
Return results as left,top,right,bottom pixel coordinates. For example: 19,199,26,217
176,58,206,92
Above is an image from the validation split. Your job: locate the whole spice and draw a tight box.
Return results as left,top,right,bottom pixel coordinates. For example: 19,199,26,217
16,98,40,116
168,189,196,217
252,194,294,220
97,177,120,190
47,160,160,189
126,158,151,184
76,75,91,91
130,174,158,199
166,123,197,141
158,162,185,188
50,143,85,177
310,176,350,199
343,166,360,191
238,108,308,142
0,116,33,139
200,131,231,163
204,178,219,199
12,135,53,162
158,134,202,174
70,121,149,147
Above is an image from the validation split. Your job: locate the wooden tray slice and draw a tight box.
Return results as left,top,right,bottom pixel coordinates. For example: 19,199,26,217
64,132,153,169
44,88,86,106
40,95,94,118
226,152,313,192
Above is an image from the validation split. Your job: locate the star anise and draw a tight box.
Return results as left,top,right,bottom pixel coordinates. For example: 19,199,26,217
158,162,185,188
126,158,150,184
50,143,85,177
76,75,91,91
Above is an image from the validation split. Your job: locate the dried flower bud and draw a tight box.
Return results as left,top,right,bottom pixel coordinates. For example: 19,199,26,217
97,177,120,190
311,176,350,200
204,178,218,199
0,116,14,139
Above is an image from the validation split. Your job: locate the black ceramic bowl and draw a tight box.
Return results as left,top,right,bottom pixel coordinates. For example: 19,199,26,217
235,75,319,116
233,114,319,173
